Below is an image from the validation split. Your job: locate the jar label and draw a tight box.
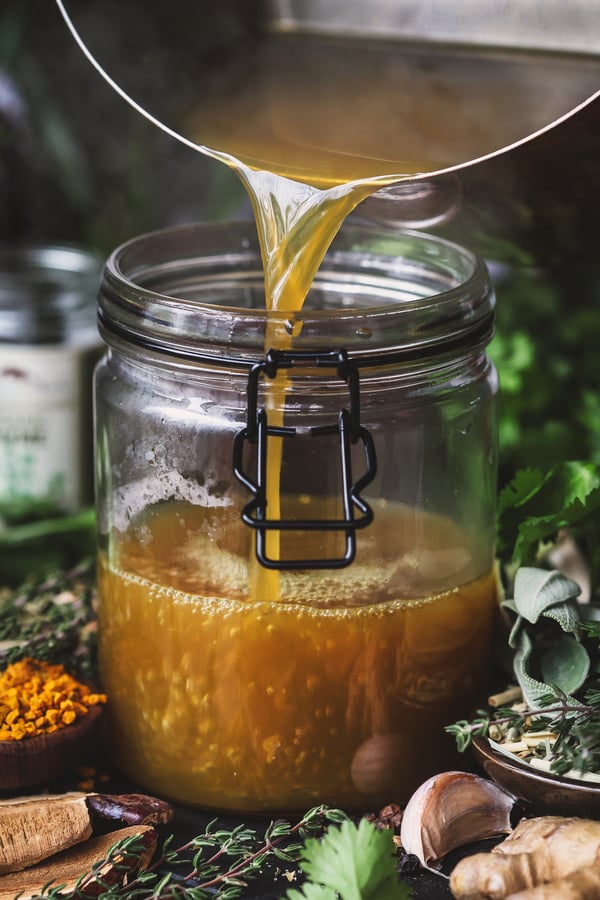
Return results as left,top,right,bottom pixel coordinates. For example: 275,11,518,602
0,344,89,512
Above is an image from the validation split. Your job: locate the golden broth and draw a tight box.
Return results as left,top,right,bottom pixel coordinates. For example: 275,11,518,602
99,500,497,810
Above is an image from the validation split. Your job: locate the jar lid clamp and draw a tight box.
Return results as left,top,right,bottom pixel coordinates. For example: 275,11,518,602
232,348,378,570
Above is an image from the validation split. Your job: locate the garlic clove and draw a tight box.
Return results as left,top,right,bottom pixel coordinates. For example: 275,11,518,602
400,770,515,869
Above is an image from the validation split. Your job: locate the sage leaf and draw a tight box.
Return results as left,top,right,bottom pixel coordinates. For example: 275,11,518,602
513,627,588,708
539,632,590,695
513,629,548,707
543,602,581,636
513,629,560,708
513,568,581,624
507,614,524,650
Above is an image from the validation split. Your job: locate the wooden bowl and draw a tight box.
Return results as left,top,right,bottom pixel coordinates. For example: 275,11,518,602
0,705,104,793
472,734,600,820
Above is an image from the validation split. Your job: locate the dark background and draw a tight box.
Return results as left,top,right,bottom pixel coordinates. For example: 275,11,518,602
2,0,600,496
0,0,249,254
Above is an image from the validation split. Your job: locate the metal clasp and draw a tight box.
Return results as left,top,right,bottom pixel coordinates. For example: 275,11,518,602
232,348,377,570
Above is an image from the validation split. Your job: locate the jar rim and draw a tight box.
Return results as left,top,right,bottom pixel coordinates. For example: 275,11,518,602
99,220,494,366
0,244,101,344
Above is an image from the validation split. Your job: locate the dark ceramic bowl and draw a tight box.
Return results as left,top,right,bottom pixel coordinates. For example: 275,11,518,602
0,704,104,793
472,734,600,820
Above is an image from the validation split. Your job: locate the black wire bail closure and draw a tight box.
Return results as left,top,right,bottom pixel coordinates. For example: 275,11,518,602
232,348,378,570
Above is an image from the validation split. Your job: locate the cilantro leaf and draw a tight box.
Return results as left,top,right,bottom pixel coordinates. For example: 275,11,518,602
285,819,411,900
496,461,600,575
287,884,335,900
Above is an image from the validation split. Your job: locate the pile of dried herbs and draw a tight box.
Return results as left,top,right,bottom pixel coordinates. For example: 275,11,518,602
0,560,98,683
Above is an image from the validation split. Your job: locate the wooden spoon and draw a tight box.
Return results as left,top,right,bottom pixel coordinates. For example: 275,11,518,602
0,704,103,793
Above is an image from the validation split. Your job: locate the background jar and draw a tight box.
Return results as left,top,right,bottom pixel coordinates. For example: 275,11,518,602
0,245,100,519
95,221,499,812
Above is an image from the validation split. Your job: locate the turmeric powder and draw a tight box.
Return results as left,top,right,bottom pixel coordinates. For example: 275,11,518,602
0,658,106,741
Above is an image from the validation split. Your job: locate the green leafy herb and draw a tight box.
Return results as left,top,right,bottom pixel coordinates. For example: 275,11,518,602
285,818,411,900
496,461,600,588
583,620,600,640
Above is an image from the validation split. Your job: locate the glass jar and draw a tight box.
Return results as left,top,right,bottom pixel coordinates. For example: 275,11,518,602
95,221,499,812
0,245,100,517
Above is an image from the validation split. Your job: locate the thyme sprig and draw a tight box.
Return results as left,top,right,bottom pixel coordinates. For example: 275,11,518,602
447,686,600,778
44,805,350,900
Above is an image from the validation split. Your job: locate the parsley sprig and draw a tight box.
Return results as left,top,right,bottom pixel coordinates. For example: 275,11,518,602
285,817,411,900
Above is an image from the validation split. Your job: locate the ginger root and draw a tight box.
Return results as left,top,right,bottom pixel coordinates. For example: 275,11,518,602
449,815,600,900
507,864,600,899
